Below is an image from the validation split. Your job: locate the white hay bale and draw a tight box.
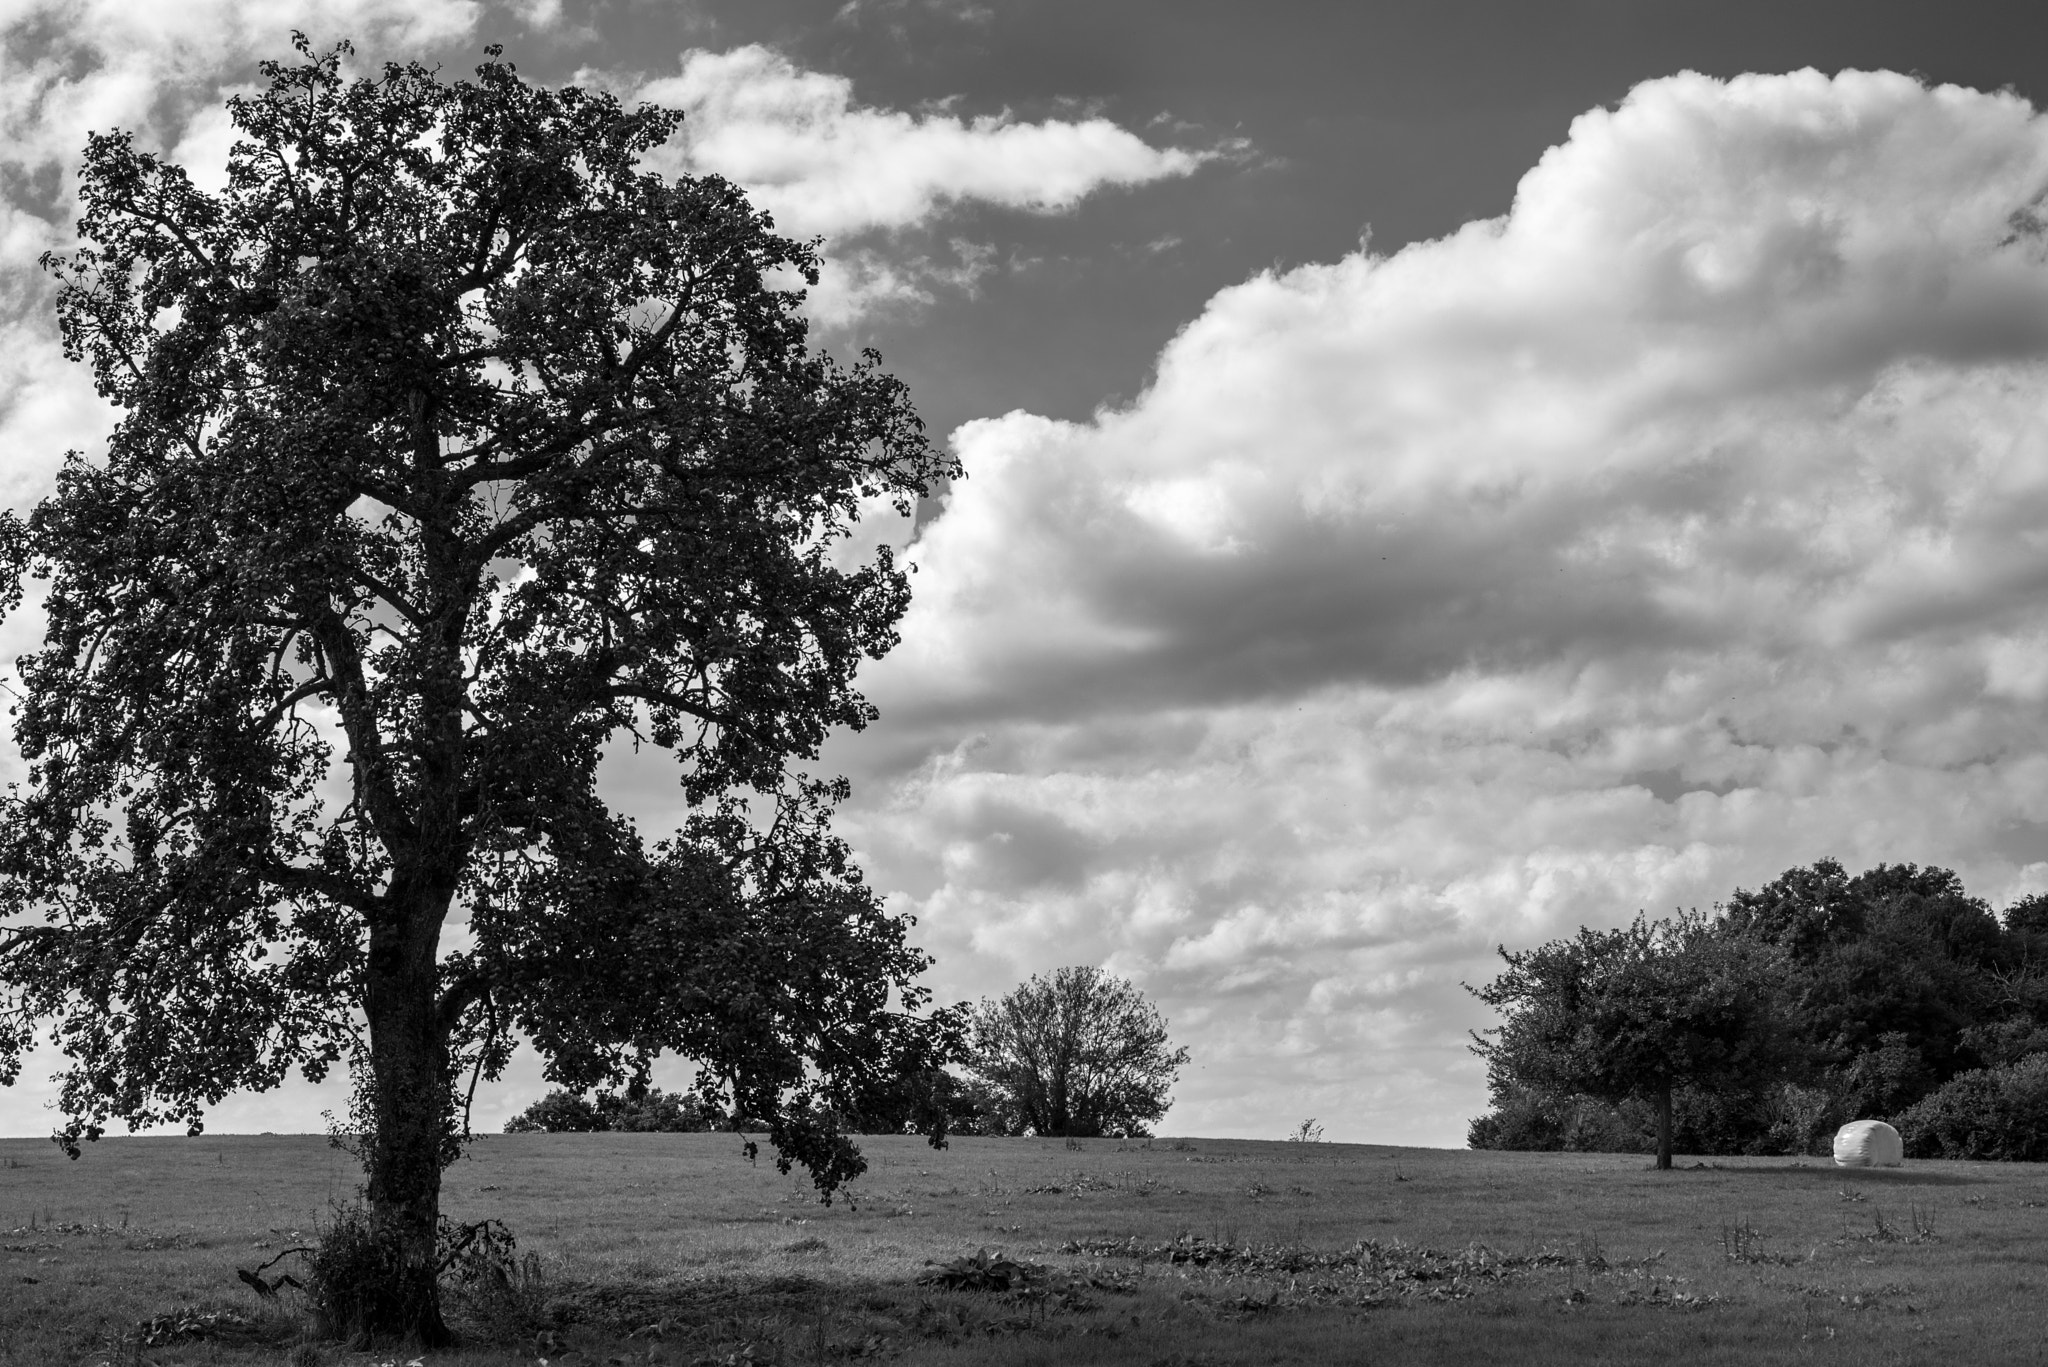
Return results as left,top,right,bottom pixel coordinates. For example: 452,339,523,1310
1832,1119,1904,1167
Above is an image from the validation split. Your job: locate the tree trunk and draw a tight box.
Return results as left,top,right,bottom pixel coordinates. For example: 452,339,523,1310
361,915,455,1347
1654,1083,1674,1171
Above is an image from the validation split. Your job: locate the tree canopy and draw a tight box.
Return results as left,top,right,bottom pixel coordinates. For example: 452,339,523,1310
504,1084,725,1133
0,36,956,1342
1469,860,2048,1162
966,966,1189,1139
1468,911,1792,1169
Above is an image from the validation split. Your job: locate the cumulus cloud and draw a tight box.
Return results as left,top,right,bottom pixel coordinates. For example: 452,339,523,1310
635,45,1205,241
0,0,481,175
830,69,2048,1144
623,44,1205,318
0,0,491,509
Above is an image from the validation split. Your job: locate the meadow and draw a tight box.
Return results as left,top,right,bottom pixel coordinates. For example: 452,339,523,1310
3,1131,2046,1366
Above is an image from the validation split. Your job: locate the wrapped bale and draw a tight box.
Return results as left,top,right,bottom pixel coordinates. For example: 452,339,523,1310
1833,1119,1904,1167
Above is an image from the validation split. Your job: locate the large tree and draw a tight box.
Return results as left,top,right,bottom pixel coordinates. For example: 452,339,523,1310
968,966,1189,1138
1469,912,1791,1170
0,37,956,1342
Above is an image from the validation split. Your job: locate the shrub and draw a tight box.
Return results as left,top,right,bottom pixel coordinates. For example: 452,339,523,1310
1893,1053,2048,1161
302,1204,433,1348
1468,1081,1832,1156
503,1090,603,1133
1466,1085,1647,1153
603,1087,723,1132
300,1203,540,1347
504,1086,722,1133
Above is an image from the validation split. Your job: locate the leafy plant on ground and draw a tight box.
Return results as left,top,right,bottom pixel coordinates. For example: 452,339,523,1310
916,1248,1048,1292
1838,1203,1938,1245
132,1309,257,1348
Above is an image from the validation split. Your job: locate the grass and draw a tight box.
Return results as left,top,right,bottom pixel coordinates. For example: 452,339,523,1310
3,1131,2047,1365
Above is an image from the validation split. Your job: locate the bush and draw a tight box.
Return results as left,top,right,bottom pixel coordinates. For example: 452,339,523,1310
1468,1081,1833,1157
504,1086,723,1133
302,1204,434,1348
300,1203,541,1347
1894,1053,2048,1161
1466,1085,1647,1153
502,1090,603,1133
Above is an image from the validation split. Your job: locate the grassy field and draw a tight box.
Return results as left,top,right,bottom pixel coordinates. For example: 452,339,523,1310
3,1131,2046,1366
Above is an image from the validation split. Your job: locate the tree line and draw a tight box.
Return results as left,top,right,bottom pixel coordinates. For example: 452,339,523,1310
505,965,1191,1140
1468,859,2048,1167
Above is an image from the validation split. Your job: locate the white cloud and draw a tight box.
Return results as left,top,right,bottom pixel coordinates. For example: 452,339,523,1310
830,68,2048,1145
634,45,1204,241
796,237,1000,327
0,0,482,172
0,0,488,510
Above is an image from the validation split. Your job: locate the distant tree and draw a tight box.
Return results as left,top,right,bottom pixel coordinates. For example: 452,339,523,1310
1469,912,1792,1170
966,967,1189,1139
504,1090,607,1134
505,1085,722,1133
833,1058,975,1135
1720,860,2021,1113
1473,862,2048,1162
920,1071,1010,1137
0,37,956,1343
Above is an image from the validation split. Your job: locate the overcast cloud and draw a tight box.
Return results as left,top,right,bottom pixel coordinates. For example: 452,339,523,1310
829,68,2048,1143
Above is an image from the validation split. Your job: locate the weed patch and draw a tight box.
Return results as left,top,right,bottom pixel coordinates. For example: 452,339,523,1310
131,1307,259,1348
1720,1219,1804,1266
1837,1203,1938,1245
917,1248,1048,1292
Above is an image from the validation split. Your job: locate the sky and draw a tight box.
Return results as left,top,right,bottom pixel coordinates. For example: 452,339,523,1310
4,0,2048,1146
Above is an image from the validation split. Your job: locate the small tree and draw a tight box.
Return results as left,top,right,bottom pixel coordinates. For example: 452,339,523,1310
1468,912,1791,1170
967,967,1189,1138
0,37,956,1342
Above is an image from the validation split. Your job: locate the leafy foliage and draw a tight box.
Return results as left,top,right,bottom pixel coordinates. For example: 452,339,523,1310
1471,860,2048,1160
1720,861,2007,1085
300,1203,436,1348
1468,911,1793,1168
503,1085,726,1133
966,967,1189,1138
1468,1079,1834,1158
0,35,955,1341
916,1247,1049,1292
1893,1053,2048,1162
